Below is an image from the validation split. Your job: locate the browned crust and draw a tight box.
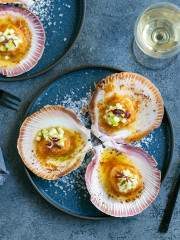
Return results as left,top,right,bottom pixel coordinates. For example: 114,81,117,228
89,89,98,124
17,105,89,180
89,72,164,142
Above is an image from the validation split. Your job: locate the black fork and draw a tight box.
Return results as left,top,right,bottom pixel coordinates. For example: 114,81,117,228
0,89,21,111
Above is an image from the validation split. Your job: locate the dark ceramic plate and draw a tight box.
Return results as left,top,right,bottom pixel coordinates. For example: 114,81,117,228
24,65,174,219
0,0,85,81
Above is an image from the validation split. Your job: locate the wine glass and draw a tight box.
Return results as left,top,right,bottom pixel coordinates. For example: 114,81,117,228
133,2,180,69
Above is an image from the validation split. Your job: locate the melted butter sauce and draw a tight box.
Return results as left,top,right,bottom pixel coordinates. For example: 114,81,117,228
99,148,144,201
103,80,115,92
98,94,139,134
34,128,85,168
0,16,31,66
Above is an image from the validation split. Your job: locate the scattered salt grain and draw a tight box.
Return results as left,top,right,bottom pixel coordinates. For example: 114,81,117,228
59,90,92,127
51,156,90,202
133,133,154,149
63,3,71,8
30,0,55,25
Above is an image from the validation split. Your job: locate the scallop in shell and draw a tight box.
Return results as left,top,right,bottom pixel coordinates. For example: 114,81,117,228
85,142,161,217
89,72,164,143
17,106,91,180
0,3,45,77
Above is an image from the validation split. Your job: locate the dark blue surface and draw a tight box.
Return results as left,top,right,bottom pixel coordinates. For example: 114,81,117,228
0,0,179,238
0,0,84,81
26,66,173,218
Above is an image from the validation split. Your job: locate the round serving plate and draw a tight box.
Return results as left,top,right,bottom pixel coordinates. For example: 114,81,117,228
23,65,174,219
0,0,85,81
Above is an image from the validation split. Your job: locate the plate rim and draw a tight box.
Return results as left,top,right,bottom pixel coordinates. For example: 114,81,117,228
22,64,174,219
0,0,86,82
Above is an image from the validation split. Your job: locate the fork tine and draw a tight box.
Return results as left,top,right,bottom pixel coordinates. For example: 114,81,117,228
0,100,18,111
2,95,20,106
3,91,21,102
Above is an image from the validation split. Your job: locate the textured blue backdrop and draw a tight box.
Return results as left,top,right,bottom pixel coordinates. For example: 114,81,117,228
0,0,180,239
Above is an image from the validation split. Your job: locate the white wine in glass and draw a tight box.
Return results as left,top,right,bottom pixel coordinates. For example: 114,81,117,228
133,2,180,69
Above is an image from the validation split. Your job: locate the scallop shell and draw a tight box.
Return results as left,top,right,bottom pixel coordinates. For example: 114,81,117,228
89,72,164,143
17,105,91,180
0,5,45,77
85,142,161,217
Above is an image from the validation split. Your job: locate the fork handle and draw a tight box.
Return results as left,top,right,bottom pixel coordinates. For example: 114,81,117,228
159,170,180,233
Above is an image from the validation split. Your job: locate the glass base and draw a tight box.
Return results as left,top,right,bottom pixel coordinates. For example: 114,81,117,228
132,40,177,70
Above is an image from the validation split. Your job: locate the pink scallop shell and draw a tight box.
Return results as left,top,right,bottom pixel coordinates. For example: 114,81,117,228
0,5,45,77
89,72,164,143
17,105,92,180
85,142,161,217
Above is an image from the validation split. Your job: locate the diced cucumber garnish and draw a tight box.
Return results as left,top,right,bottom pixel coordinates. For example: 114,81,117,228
106,112,121,126
5,40,15,50
48,128,58,137
42,128,49,140
57,139,65,147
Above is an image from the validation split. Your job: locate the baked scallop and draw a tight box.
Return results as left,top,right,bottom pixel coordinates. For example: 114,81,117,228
0,3,45,77
17,106,91,180
89,72,164,143
85,142,161,217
